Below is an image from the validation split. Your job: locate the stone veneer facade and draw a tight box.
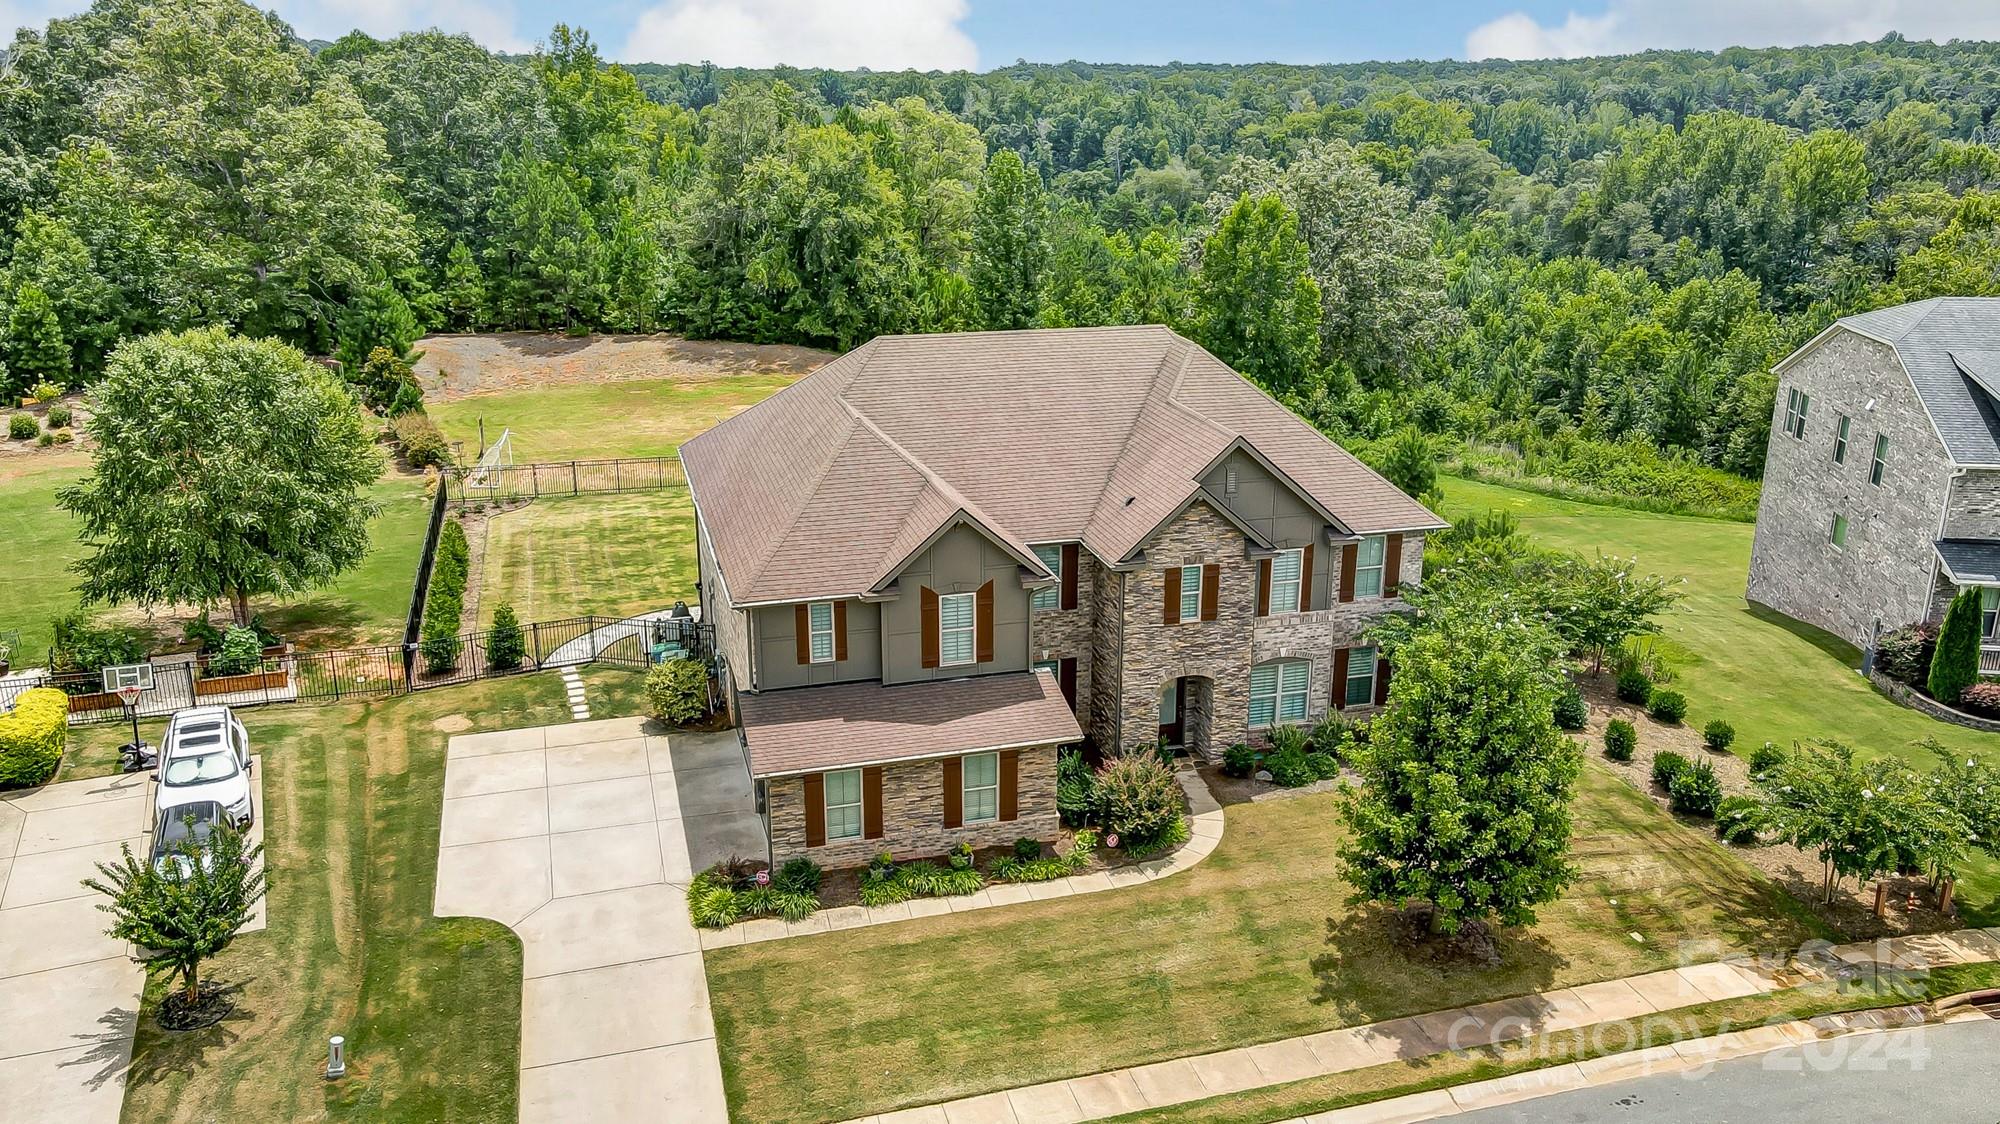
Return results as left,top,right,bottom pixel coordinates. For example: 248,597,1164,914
765,743,1060,868
1747,329,1966,651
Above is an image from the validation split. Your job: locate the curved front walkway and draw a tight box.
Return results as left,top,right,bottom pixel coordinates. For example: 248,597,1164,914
433,717,729,1123
698,769,1224,950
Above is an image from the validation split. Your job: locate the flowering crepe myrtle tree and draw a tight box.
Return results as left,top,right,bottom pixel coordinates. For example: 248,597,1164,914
1757,741,1968,905
84,818,267,1006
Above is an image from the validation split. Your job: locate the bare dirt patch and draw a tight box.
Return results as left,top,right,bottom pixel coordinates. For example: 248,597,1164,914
413,332,834,401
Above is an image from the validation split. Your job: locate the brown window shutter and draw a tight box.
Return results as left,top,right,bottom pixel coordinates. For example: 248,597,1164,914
942,757,963,828
1058,657,1078,711
863,766,884,839
1332,647,1350,710
1338,543,1358,603
921,586,939,668
1163,565,1182,625
804,772,826,847
1256,558,1272,617
999,749,1020,821
975,580,995,662
1300,544,1316,612
1060,543,1079,610
833,600,848,661
1201,564,1220,621
794,604,810,665
1374,655,1392,706
1383,534,1404,597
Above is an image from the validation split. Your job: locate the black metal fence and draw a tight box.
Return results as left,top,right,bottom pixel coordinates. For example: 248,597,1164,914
3,611,708,727
449,456,685,507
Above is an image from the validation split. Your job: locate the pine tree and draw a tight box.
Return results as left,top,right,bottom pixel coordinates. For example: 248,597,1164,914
1928,587,1983,705
335,279,421,374
970,149,1046,330
2,284,72,391
487,603,526,671
439,240,486,332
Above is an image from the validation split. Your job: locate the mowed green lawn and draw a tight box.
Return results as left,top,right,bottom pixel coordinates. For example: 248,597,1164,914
476,491,697,625
426,372,797,462
1437,476,2000,914
706,767,1821,1124
62,667,646,1123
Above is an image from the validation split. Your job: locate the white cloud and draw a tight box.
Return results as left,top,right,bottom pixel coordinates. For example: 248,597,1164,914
620,0,977,69
1466,0,2000,60
267,0,534,52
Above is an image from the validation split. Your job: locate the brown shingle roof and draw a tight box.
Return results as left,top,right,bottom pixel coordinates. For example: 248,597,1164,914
681,326,1444,604
737,670,1084,778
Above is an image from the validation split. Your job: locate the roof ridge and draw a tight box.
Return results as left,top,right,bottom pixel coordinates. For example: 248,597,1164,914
737,415,871,593
843,402,1050,579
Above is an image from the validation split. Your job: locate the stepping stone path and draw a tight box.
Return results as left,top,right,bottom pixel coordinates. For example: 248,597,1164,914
561,668,588,720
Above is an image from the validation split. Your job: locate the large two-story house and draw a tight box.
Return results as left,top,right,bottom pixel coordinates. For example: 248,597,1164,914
682,326,1444,868
1748,297,2000,671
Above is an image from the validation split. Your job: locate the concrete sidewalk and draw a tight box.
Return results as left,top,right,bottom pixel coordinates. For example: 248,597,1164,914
844,927,2000,1124
434,716,728,1123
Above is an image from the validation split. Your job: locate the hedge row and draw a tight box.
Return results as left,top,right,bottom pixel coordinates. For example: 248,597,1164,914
0,687,69,788
420,519,471,673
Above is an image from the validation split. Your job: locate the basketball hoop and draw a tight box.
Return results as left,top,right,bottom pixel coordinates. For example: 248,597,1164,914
115,684,144,709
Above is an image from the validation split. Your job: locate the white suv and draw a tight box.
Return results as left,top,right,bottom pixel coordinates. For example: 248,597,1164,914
157,706,254,829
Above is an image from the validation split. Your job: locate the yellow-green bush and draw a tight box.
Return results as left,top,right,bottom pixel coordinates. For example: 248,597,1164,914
0,687,68,787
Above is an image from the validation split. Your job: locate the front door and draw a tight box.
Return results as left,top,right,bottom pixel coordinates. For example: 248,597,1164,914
1157,678,1184,748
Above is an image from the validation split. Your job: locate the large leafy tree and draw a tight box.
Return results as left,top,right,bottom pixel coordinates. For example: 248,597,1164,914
2,283,71,390
59,328,382,625
1757,741,1965,905
1340,611,1581,936
971,148,1047,330
1194,193,1322,394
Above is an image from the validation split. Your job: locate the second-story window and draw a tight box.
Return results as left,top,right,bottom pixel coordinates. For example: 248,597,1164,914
1870,435,1889,485
1179,564,1203,621
1830,513,1848,549
807,602,836,663
1270,549,1303,613
939,592,977,666
1354,536,1387,598
1032,545,1063,611
1833,414,1850,463
1784,387,1810,439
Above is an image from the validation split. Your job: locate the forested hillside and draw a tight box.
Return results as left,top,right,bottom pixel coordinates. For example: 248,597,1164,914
4,1,2000,506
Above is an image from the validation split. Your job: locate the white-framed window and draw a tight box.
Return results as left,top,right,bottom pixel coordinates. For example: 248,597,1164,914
1249,659,1310,728
807,601,836,663
1355,535,1387,598
1784,387,1810,439
1345,647,1378,707
1833,414,1850,463
824,768,863,840
1830,512,1848,549
1179,564,1203,621
1981,587,1998,641
1032,545,1063,611
962,751,999,823
1870,435,1889,486
939,591,976,666
1269,549,1303,613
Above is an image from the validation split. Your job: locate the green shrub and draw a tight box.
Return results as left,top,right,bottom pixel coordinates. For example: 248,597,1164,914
207,626,262,677
9,412,37,439
1262,724,1317,787
419,629,461,674
898,861,983,897
1121,815,1189,858
1615,667,1652,705
1304,750,1340,780
1013,837,1043,862
945,841,975,871
644,658,709,725
0,687,68,788
420,521,470,674
1874,623,1936,685
391,412,450,469
857,868,913,907
1552,679,1587,730
990,829,1096,882
34,430,52,447
1093,750,1183,840
1961,681,2000,718
1645,689,1687,724
48,610,144,679
1603,719,1636,761
687,879,741,928
1651,750,1691,788
1221,742,1257,778
45,403,71,428
1055,747,1095,826
1667,758,1722,817
1715,795,1765,844
1702,719,1735,752
486,603,526,671
1307,712,1350,756
1929,587,1984,705
1748,741,1786,776
773,857,821,896
182,610,224,655
687,864,820,926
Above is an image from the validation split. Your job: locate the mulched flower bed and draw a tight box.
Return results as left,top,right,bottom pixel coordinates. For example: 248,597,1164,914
156,982,234,1032
807,825,1169,909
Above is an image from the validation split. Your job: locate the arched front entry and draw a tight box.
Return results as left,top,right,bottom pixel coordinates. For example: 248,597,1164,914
1158,675,1215,757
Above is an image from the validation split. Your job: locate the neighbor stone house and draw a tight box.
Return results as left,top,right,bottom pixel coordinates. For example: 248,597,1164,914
681,326,1444,868
1747,297,2000,672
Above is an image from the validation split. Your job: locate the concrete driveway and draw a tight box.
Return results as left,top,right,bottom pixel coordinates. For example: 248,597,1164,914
0,771,149,1124
434,716,737,1122
667,730,765,874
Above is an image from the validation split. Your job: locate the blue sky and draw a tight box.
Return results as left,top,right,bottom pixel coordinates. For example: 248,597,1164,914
6,0,2000,67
